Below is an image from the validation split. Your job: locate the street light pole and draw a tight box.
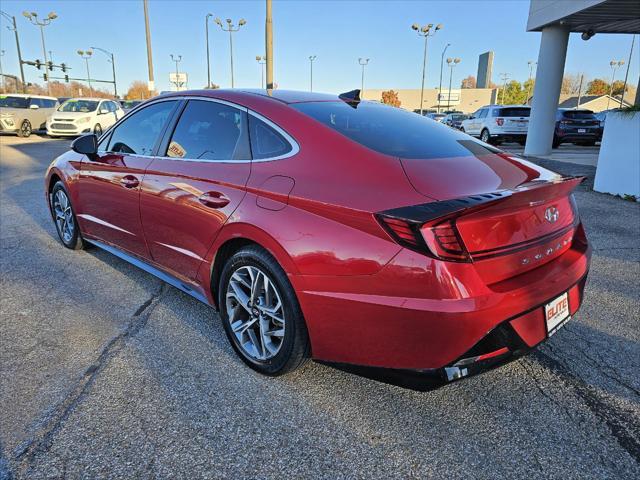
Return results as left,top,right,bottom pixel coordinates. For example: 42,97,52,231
256,56,265,88
411,22,443,115
205,13,213,88
358,58,369,96
607,59,624,110
170,54,182,90
23,10,58,95
77,49,94,96
91,46,118,97
309,55,316,92
142,0,155,93
438,43,450,113
265,0,273,90
446,57,460,112
499,73,510,105
214,17,246,88
0,11,26,92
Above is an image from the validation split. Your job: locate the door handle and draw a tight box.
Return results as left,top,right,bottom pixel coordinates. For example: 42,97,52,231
198,191,230,209
120,175,139,189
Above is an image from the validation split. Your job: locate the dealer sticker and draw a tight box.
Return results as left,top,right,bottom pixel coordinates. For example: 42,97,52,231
545,292,570,335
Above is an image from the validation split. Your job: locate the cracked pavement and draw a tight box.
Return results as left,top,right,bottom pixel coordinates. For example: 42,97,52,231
1,135,639,479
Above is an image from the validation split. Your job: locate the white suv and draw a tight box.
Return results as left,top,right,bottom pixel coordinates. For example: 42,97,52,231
461,105,530,145
46,98,124,137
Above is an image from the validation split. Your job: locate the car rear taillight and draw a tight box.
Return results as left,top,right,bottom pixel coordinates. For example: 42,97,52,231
376,214,471,262
560,119,572,125
495,118,504,126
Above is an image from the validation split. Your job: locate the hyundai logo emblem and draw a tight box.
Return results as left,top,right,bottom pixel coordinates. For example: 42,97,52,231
544,206,559,223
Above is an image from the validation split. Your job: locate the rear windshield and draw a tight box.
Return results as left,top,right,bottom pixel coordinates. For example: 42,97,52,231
292,101,501,159
451,114,468,120
562,110,596,119
0,96,29,108
493,107,530,117
58,100,99,113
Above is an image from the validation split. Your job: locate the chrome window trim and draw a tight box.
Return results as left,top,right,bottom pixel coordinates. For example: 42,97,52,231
97,94,300,163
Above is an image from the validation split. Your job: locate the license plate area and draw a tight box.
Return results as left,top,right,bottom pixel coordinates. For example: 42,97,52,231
578,128,586,133
545,292,570,336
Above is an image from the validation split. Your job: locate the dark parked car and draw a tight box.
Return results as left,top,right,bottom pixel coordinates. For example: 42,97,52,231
553,109,601,148
442,113,469,130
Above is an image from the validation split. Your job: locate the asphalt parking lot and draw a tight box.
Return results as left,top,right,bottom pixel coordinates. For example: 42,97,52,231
1,134,639,479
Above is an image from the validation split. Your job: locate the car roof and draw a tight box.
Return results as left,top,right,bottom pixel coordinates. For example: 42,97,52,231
159,89,347,105
1,93,57,100
63,97,112,102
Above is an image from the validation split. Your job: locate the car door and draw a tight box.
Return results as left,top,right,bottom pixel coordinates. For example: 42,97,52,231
77,99,179,259
139,98,251,280
29,98,47,129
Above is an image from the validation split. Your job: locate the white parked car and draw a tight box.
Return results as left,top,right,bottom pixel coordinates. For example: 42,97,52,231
0,94,58,137
461,105,531,145
46,98,124,137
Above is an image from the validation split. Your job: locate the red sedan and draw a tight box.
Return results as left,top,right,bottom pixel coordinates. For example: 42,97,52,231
45,89,590,384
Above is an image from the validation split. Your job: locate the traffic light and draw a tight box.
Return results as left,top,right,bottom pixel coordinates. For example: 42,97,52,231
47,61,53,71
43,73,48,81
34,59,41,70
61,63,67,73
64,75,69,83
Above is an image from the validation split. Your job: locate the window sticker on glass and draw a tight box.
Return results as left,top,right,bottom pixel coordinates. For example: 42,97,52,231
167,141,186,158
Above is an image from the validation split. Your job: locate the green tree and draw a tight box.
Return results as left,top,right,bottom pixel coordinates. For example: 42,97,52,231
497,80,527,105
611,80,627,96
586,78,609,96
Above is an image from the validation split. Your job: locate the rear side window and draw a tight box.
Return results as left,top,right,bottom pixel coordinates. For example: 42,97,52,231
562,110,596,119
248,115,293,159
292,101,500,159
165,100,250,161
493,107,530,117
107,100,177,155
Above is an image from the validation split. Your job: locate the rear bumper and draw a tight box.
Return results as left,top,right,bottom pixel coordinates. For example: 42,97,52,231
294,236,591,372
491,132,527,141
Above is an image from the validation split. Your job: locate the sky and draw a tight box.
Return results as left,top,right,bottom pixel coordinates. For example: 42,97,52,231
1,0,638,95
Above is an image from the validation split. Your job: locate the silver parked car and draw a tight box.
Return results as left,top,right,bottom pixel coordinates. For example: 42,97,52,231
0,94,59,137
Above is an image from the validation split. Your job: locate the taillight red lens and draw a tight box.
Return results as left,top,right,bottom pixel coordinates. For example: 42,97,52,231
420,219,471,262
496,118,504,126
379,217,422,248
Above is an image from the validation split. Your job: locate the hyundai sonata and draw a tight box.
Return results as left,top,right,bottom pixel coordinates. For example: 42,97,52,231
45,89,590,383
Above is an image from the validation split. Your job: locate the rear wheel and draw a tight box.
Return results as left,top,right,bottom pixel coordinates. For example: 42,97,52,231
93,123,102,136
17,120,32,138
552,136,561,148
50,181,85,250
219,245,310,376
480,129,490,144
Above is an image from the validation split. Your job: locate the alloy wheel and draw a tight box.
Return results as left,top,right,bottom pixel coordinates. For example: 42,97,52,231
225,265,286,362
53,189,75,244
21,120,32,137
481,129,490,143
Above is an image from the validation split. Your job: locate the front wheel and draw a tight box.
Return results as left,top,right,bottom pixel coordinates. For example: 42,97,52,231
219,246,310,376
17,120,32,137
50,181,85,250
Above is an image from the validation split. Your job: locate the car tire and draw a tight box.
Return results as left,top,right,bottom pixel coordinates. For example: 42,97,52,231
480,129,491,144
552,136,561,149
460,127,466,133
17,119,32,138
93,124,102,136
50,181,85,250
518,140,526,146
218,245,310,376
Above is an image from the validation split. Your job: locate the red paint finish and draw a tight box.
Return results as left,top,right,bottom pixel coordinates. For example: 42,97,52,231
45,89,591,375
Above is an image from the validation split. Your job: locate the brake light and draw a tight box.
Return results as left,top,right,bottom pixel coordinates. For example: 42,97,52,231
495,118,504,126
376,214,471,262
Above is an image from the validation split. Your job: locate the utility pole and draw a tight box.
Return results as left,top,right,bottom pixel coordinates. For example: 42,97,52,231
411,22,443,115
438,43,450,113
499,73,510,105
23,11,58,95
526,60,536,105
0,11,26,92
266,0,274,90
620,35,635,107
358,58,369,96
577,73,584,108
446,57,460,112
77,49,94,96
91,46,118,97
0,50,4,90
205,13,213,88
309,55,316,92
170,54,182,90
143,0,155,93
214,17,246,88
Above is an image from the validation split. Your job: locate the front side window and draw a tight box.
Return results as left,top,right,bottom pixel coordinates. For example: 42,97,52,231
107,100,177,155
0,96,29,108
248,115,293,159
292,100,500,159
165,100,250,161
58,100,99,113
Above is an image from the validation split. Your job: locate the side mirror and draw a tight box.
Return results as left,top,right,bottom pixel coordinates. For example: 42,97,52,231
29,104,39,110
71,134,98,156
98,108,109,115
